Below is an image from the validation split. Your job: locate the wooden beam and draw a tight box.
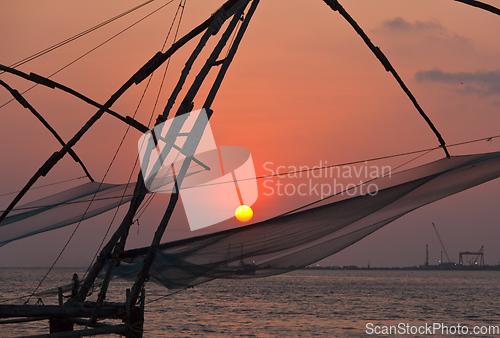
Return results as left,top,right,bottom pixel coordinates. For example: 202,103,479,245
17,324,129,338
0,305,124,319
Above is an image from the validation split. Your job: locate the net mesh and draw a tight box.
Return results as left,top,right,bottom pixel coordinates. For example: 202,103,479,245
118,152,500,289
0,182,135,247
3,152,500,290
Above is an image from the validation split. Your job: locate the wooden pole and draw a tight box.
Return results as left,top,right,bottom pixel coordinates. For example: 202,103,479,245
204,0,260,109
73,1,248,306
0,64,149,134
129,1,249,305
0,6,215,224
0,78,94,181
323,0,450,158
18,324,130,338
0,304,124,318
453,0,500,16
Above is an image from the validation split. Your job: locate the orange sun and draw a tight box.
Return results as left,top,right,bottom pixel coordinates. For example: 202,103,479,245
235,205,253,222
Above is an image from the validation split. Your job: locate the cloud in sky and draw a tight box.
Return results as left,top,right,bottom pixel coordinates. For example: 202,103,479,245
381,17,444,33
373,17,470,49
415,69,500,97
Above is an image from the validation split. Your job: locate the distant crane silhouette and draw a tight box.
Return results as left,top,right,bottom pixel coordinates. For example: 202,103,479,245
469,245,484,265
432,222,453,263
459,245,485,266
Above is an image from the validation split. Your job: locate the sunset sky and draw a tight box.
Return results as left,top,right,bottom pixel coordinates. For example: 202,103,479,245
1,0,500,268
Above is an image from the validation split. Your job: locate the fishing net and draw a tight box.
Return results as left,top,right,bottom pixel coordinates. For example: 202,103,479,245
3,151,500,290
0,168,202,247
0,182,136,247
117,151,500,289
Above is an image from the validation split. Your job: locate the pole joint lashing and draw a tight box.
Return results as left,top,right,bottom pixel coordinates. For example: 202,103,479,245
29,72,57,89
133,51,165,85
438,142,451,158
39,152,60,177
212,59,226,66
125,116,149,133
155,115,167,125
373,46,391,72
324,0,340,11
210,11,226,35
11,89,30,109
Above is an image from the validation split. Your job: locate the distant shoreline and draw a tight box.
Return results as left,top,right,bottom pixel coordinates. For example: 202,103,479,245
1,265,499,271
303,264,500,271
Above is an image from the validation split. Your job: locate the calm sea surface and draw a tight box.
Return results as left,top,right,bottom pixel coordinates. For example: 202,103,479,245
1,268,500,337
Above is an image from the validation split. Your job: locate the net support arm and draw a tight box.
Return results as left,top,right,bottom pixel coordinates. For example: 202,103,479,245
141,0,251,179
129,1,250,305
0,78,94,182
323,0,450,158
0,64,149,133
74,0,248,305
453,0,500,16
0,7,219,225
204,0,260,109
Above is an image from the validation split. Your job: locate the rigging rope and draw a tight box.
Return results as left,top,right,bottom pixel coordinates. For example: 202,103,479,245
0,0,155,75
0,176,86,198
3,0,500,309
134,0,188,221
277,148,437,218
20,0,178,304
2,132,499,213
85,0,188,282
0,0,194,225
0,78,94,182
0,0,176,110
1,0,156,72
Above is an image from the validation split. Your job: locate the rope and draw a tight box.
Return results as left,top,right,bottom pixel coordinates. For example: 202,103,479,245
2,0,156,72
84,0,187,281
85,78,153,276
133,0,187,221
224,14,242,59
8,135,497,303
276,148,438,218
0,176,86,197
0,0,176,110
2,132,500,214
146,288,186,304
21,0,177,304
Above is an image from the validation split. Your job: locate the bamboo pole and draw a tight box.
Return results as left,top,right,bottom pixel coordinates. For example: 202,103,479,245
17,324,130,338
0,8,214,225
0,65,148,133
75,0,249,309
73,16,225,304
76,2,232,307
453,0,500,16
204,0,260,109
0,79,94,181
0,317,50,325
323,0,450,158
129,0,250,305
0,305,123,318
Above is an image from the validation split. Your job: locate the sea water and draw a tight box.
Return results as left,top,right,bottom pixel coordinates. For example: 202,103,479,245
1,268,500,337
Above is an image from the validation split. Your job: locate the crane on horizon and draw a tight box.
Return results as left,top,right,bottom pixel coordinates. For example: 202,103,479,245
432,222,453,263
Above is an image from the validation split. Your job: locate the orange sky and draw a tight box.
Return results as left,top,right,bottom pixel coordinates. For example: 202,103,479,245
1,0,500,267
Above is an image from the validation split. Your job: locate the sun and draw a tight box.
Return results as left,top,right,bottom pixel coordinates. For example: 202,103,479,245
235,205,253,222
